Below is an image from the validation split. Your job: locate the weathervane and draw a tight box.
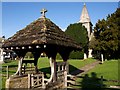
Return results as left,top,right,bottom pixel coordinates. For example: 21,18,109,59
41,8,47,18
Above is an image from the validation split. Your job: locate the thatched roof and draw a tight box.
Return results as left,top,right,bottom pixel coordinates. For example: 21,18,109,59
3,13,81,50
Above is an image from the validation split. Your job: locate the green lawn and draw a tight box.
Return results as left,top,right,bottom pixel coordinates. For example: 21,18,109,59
1,60,18,90
75,59,119,88
1,58,119,89
87,60,118,80
87,60,119,87
1,58,95,89
68,58,96,73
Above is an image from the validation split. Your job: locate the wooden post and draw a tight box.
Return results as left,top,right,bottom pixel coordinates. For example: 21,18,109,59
42,72,45,88
32,51,41,74
6,66,9,79
62,65,64,70
28,74,31,88
49,57,57,82
64,61,68,87
37,74,39,86
66,62,69,74
19,58,23,76
31,74,34,87
64,70,67,87
23,65,25,74
101,76,103,88
30,63,32,70
53,58,57,82
58,65,60,71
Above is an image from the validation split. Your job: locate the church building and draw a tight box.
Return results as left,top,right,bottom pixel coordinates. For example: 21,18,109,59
79,3,93,59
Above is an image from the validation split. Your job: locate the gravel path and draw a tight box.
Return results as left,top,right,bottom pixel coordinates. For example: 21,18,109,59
70,60,101,76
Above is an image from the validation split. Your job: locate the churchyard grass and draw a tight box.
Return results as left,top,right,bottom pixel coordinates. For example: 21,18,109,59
68,58,96,73
87,60,119,87
1,60,18,89
1,58,119,89
74,59,119,88
87,60,118,80
1,58,95,88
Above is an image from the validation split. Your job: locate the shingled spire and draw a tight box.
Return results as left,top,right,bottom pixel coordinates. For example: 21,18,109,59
79,3,90,23
79,3,92,38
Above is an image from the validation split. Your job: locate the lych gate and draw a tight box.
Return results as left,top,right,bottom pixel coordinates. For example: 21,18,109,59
3,9,81,89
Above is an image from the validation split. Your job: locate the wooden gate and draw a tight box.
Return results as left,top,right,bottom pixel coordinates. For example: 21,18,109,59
45,62,68,89
22,60,35,74
28,73,45,88
56,62,68,87
27,62,69,89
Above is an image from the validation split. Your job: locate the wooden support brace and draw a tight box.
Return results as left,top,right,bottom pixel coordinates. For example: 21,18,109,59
42,72,45,88
14,57,23,76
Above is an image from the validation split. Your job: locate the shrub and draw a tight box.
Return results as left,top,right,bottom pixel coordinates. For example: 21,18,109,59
56,53,62,60
69,51,84,59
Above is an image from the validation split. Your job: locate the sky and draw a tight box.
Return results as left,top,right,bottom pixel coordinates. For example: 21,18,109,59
1,2,119,38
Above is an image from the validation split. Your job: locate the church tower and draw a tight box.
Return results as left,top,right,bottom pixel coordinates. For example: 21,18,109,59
79,3,92,39
79,3,93,59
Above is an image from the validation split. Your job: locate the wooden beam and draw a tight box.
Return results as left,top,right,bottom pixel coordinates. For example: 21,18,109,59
32,51,41,73
48,57,57,82
59,48,72,61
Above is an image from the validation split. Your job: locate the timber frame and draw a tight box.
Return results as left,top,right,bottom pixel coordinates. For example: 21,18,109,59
3,9,82,89
4,45,72,88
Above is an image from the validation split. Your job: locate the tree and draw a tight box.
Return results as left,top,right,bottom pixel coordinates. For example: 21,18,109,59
25,52,33,58
65,23,89,59
90,8,120,59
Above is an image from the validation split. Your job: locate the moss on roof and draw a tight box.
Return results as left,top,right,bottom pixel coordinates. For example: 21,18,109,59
3,17,81,50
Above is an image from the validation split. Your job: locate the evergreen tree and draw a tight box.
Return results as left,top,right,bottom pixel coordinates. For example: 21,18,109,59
65,23,89,59
90,8,120,59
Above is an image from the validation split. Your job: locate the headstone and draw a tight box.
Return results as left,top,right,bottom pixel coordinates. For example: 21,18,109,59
84,53,87,59
101,54,104,64
88,49,93,58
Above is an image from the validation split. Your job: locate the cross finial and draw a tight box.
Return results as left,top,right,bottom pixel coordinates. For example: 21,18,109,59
84,3,86,6
41,8,47,18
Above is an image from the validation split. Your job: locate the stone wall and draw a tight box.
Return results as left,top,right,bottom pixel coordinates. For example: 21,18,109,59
6,75,65,89
6,75,28,88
